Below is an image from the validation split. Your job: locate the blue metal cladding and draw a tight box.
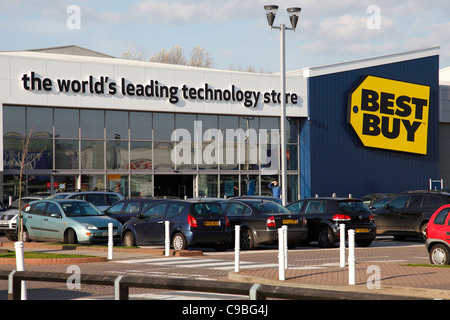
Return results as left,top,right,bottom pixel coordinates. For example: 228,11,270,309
300,55,439,198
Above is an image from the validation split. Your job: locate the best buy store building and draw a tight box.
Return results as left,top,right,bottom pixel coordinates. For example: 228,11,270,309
0,45,443,202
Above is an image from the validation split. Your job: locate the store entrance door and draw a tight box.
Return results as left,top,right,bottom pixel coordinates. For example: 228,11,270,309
154,175,194,198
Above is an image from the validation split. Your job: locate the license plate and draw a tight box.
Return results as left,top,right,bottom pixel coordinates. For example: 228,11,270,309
0,221,10,225
282,219,298,224
204,221,220,226
355,228,369,233
101,231,118,236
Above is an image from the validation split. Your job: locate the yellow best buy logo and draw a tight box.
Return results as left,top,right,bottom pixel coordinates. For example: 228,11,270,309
348,75,430,155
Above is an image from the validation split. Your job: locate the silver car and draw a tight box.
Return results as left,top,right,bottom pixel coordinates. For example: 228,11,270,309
0,196,44,241
46,191,124,211
22,199,122,244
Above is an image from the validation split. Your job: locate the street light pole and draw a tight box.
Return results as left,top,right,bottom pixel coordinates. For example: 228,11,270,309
264,5,301,206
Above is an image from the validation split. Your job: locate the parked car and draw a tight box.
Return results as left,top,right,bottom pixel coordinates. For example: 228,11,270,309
104,198,161,224
221,199,308,250
46,191,124,211
369,196,395,210
286,197,376,247
121,199,231,251
425,204,450,265
230,196,282,205
0,196,45,241
361,193,396,207
21,199,123,244
373,190,450,241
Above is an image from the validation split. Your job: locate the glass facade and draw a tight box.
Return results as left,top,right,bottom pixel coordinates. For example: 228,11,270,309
2,105,300,202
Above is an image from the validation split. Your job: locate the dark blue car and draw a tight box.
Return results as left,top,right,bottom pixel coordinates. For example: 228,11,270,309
121,199,231,251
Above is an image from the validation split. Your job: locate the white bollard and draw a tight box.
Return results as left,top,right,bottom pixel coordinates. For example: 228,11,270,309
348,229,356,285
14,241,27,300
282,225,288,269
108,223,113,260
278,228,286,281
234,225,240,272
165,221,170,257
340,224,346,267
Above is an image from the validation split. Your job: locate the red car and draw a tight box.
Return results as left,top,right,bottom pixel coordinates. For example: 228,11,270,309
425,204,450,265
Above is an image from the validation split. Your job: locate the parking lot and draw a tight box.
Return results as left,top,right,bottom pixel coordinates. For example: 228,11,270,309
2,234,450,300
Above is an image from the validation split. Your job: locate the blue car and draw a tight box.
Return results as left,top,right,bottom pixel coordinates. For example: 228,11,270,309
121,200,231,251
22,199,123,244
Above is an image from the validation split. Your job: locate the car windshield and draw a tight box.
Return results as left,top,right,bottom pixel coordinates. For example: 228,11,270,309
60,202,104,217
249,201,291,213
338,200,370,213
193,203,224,216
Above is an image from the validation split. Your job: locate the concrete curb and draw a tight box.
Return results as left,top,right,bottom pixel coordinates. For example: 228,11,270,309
0,256,108,265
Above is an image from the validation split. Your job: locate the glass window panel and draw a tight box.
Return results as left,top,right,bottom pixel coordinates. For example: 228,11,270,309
199,141,218,170
106,111,128,140
28,175,51,196
81,140,104,169
55,139,79,169
130,112,152,140
81,110,104,139
242,175,259,196
107,175,128,197
55,108,79,138
261,175,279,196
3,138,23,170
221,143,238,170
29,139,53,170
287,118,299,143
130,141,152,170
175,114,196,138
287,144,298,170
288,175,299,203
197,115,218,138
220,175,239,198
106,140,129,169
153,113,174,140
173,142,196,170
81,174,105,191
27,107,52,138
198,175,218,198
153,141,175,170
3,106,25,137
131,175,152,197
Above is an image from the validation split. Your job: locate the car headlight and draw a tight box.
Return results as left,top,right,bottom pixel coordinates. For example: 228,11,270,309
80,223,98,230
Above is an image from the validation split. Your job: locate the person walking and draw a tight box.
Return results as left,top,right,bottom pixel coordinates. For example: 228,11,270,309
268,180,281,198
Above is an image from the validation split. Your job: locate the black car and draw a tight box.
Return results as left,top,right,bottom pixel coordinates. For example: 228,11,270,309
220,199,308,250
230,196,282,205
373,190,450,240
286,197,376,247
104,198,161,224
121,199,231,251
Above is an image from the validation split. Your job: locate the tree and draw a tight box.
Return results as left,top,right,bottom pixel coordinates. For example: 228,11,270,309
122,45,214,68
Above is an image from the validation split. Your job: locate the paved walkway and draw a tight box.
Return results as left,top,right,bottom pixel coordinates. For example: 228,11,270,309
2,241,450,300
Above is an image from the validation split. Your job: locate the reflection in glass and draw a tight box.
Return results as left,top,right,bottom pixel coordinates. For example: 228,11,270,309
130,112,152,140
81,140,104,169
106,140,129,169
55,108,79,138
130,141,152,170
55,140,79,169
27,107,52,137
106,111,128,140
153,113,174,140
153,141,175,170
3,106,25,137
81,110,104,139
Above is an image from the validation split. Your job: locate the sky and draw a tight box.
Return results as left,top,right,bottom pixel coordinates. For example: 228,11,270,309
1,0,449,73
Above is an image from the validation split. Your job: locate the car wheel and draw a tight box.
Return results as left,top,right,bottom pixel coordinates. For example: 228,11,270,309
123,231,136,247
66,229,78,244
420,223,428,241
22,228,30,242
172,232,187,251
5,233,18,241
317,226,336,248
430,244,450,265
240,228,254,250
